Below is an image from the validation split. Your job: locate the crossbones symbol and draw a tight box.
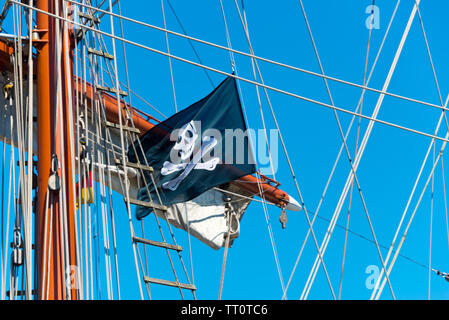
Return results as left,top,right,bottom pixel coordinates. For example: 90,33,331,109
161,121,219,191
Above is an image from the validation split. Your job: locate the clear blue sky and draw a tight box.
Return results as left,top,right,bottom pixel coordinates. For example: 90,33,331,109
3,0,449,300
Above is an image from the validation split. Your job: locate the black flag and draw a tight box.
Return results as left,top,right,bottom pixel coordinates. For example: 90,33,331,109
127,76,256,219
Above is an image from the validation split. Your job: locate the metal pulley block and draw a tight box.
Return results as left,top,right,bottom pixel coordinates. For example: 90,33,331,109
12,247,23,266
222,196,240,241
279,209,288,229
13,228,22,249
48,173,60,192
48,155,60,192
11,228,23,266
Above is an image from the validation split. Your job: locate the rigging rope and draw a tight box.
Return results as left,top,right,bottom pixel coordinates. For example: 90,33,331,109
339,0,376,299
375,130,449,299
414,2,447,299
371,95,449,300
166,0,215,88
372,0,449,299
428,144,435,300
12,0,449,146
441,156,449,258
160,0,178,113
62,0,449,115
3,0,449,300
60,0,449,116
302,0,420,300
233,0,336,299
218,197,234,300
297,0,394,300
78,0,196,299
231,0,289,296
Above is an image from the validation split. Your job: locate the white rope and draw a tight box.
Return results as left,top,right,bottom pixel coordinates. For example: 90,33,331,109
11,3,35,299
441,156,449,256
233,0,335,299
239,0,277,180
415,2,444,109
0,119,5,299
11,6,28,299
428,144,435,300
414,2,446,299
166,0,215,88
136,0,198,285
63,0,84,299
221,0,290,297
371,95,449,299
62,1,83,299
282,0,401,299
218,207,231,300
80,6,100,299
40,187,50,299
45,194,54,300
339,0,376,299
185,204,195,288
54,0,71,298
88,34,114,298
92,21,195,297
301,0,420,300
73,19,85,300
160,0,177,113
23,0,33,300
11,0,449,147
372,0,449,297
8,111,17,300
1,115,14,300
298,0,395,299
77,0,143,299
375,130,449,299
15,0,449,126
64,0,448,114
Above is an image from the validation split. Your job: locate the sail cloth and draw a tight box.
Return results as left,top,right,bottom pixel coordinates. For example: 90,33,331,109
127,75,256,249
158,184,254,249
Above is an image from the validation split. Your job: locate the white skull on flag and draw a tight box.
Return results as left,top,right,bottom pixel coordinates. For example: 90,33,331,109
173,120,198,161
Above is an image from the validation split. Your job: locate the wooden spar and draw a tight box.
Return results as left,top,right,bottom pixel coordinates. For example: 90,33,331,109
35,0,78,300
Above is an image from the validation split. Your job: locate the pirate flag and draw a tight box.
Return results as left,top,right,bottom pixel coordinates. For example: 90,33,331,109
128,75,256,220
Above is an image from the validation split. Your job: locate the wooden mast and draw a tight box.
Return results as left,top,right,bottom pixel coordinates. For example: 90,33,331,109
35,0,78,300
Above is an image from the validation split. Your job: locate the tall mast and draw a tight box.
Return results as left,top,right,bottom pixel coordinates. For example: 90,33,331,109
35,0,78,300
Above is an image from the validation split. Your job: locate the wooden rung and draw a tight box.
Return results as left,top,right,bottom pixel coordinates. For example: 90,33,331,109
105,121,141,134
78,12,101,24
114,159,153,173
87,47,114,60
133,236,182,251
124,197,168,212
143,277,196,291
95,84,128,97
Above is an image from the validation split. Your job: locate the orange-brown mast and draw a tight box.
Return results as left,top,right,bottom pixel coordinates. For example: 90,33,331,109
35,0,78,300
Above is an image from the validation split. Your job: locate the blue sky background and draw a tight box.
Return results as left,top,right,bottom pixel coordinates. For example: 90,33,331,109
105,0,449,300
2,0,449,300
